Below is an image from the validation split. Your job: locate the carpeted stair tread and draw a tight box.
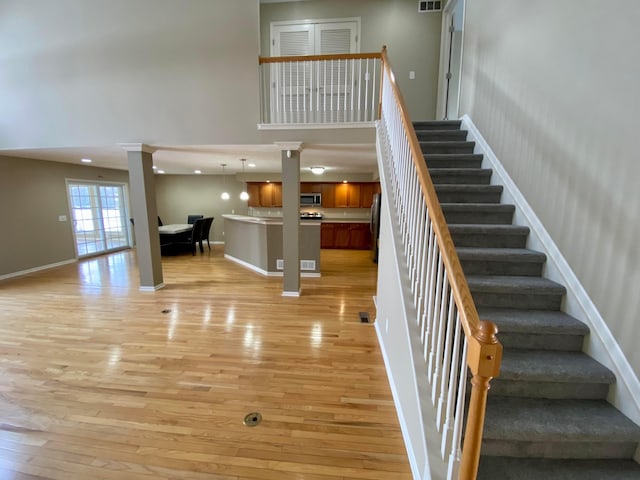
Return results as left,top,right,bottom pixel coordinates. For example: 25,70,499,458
457,247,546,264
467,275,566,295
483,397,640,443
420,140,475,154
415,129,468,141
429,168,493,184
441,203,515,224
449,224,530,248
477,457,640,480
498,349,615,384
457,247,546,276
423,153,484,169
477,308,589,335
436,185,503,203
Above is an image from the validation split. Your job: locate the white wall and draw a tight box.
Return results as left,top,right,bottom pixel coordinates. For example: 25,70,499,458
458,0,640,375
0,0,261,148
260,0,443,121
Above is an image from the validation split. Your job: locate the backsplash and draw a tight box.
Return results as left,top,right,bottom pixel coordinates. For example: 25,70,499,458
248,207,370,220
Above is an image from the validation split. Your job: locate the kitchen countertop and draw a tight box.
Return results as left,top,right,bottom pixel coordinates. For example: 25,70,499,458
225,214,369,225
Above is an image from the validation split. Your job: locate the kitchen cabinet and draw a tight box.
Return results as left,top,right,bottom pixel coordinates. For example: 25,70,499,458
360,183,377,208
260,183,282,207
321,222,371,250
334,183,361,208
247,182,282,207
321,183,336,208
247,183,261,207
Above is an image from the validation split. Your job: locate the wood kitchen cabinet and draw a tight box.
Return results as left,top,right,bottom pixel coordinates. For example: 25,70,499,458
321,183,336,208
247,183,261,207
321,222,371,249
360,183,377,208
334,183,361,208
247,182,282,207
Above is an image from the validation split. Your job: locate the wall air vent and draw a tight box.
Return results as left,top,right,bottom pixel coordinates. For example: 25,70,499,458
418,0,442,12
276,259,317,271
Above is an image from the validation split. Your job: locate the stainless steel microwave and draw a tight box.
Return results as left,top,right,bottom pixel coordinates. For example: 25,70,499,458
300,193,322,206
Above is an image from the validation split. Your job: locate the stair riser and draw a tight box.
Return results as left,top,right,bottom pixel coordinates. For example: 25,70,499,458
450,233,528,249
490,380,610,400
421,143,475,154
498,333,585,352
431,173,492,185
416,131,468,141
443,211,514,225
481,441,638,460
425,157,483,169
471,292,563,310
414,121,461,131
436,191,502,203
460,260,543,276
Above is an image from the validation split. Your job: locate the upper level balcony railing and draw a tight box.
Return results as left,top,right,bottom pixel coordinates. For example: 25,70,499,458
258,52,383,126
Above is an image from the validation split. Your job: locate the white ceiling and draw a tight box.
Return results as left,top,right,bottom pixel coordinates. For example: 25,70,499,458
0,142,378,176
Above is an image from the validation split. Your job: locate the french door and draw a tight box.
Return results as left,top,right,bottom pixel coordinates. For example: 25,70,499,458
67,181,131,257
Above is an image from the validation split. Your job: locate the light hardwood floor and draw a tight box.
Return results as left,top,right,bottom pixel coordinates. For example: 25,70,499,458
0,246,411,480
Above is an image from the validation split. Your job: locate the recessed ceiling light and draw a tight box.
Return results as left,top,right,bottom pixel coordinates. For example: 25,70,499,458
248,163,256,168
310,166,325,175
194,170,202,174
343,180,348,183
81,158,92,163
157,170,165,174
152,165,157,169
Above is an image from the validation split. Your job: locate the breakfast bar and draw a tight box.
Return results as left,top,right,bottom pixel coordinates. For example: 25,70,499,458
222,215,321,276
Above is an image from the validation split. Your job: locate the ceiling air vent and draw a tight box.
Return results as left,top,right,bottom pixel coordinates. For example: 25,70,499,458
418,0,442,12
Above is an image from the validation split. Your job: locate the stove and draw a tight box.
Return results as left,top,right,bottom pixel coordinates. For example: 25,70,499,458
300,212,323,220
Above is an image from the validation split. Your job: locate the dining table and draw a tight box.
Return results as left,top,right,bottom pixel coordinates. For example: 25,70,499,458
158,224,193,255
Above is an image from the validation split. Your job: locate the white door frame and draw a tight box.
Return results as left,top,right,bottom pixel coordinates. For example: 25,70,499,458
435,0,466,120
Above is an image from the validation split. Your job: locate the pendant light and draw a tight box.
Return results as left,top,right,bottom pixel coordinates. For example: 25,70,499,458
239,158,249,201
220,164,230,200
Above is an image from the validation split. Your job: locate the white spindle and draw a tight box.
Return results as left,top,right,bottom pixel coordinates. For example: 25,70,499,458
448,339,468,480
437,290,457,432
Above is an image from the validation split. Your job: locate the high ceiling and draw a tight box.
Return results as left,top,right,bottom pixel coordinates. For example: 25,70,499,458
0,142,378,176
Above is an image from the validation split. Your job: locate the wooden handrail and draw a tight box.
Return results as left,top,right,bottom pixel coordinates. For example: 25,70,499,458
259,52,382,64
380,47,502,480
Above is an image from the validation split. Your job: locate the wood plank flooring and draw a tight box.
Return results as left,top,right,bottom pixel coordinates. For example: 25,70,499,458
0,246,411,480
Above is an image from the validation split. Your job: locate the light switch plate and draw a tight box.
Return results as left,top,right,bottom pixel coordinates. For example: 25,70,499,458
58,215,67,222
409,71,415,80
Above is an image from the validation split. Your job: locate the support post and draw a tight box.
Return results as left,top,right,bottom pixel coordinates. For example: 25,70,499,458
121,143,164,290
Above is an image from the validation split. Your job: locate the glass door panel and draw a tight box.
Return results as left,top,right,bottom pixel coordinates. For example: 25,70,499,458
68,182,131,257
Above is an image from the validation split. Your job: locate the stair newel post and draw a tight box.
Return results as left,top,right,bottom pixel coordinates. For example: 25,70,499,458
459,320,502,480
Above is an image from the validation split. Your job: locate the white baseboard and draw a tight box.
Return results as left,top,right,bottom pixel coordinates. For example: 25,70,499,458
0,259,77,281
224,254,320,278
139,283,165,292
461,114,640,425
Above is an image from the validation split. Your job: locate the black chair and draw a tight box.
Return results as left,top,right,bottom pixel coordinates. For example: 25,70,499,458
200,217,214,250
175,218,205,255
187,214,204,225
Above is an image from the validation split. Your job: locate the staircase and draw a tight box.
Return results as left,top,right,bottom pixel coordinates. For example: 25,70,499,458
415,120,640,479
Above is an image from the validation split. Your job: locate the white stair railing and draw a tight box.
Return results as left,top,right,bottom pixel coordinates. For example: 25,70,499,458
259,52,382,125
377,47,502,480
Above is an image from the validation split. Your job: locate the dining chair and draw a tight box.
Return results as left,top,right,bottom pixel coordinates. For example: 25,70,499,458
175,218,205,255
200,217,214,250
187,214,204,225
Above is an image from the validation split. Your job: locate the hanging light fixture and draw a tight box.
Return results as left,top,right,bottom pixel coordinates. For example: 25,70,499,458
239,159,249,201
220,164,230,200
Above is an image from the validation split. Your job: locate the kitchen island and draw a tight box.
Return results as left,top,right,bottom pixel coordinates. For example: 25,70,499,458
222,215,321,276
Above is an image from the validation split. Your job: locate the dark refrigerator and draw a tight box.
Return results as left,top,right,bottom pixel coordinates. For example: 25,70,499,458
370,193,381,263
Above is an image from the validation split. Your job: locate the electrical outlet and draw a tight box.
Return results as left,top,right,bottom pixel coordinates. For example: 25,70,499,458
409,71,415,80
58,215,67,222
